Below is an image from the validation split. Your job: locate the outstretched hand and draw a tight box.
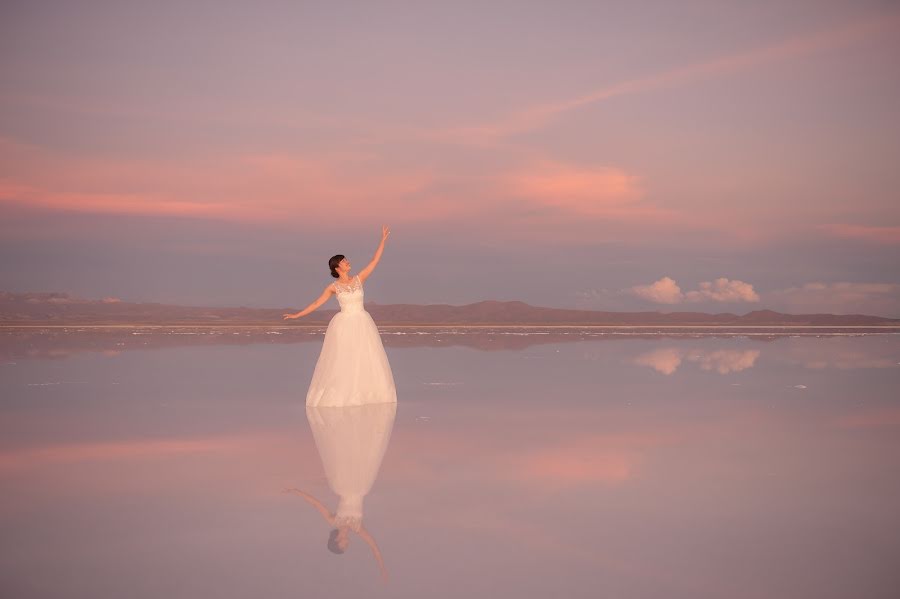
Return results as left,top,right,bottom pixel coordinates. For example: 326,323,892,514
381,225,390,242
282,313,299,320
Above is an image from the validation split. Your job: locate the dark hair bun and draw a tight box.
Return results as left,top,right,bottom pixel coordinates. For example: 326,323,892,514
328,254,345,279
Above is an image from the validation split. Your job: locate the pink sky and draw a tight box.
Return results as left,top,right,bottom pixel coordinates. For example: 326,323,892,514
1,1,899,315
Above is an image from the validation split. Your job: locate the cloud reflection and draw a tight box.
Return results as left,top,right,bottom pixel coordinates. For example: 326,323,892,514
506,435,655,489
634,347,760,375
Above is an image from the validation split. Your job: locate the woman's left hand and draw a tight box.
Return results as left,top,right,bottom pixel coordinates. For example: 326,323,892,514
381,225,390,241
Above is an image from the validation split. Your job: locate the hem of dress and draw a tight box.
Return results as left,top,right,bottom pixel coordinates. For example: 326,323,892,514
306,392,398,408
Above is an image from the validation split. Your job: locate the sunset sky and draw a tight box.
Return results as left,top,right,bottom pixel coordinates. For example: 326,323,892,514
2,1,899,316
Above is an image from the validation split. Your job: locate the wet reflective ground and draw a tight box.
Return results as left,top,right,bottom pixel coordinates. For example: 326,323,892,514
1,330,899,598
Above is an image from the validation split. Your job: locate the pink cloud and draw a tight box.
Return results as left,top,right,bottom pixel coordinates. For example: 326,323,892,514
1,185,236,219
2,136,687,242
630,276,759,304
633,347,683,375
834,407,900,430
686,349,760,374
634,348,760,375
510,446,635,487
490,160,673,227
820,224,900,245
0,434,272,473
504,432,679,489
685,278,760,303
0,138,449,226
631,276,684,304
499,161,642,212
434,10,900,142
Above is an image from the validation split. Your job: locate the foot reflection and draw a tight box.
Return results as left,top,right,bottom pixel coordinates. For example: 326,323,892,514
286,402,397,581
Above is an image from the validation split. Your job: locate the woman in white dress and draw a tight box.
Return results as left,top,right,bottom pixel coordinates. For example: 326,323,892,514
283,225,397,407
285,401,396,581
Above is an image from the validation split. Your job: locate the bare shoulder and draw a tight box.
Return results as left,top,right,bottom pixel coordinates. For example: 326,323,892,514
324,282,336,294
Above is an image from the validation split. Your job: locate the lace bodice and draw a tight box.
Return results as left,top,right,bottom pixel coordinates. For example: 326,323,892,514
333,275,364,312
333,495,363,532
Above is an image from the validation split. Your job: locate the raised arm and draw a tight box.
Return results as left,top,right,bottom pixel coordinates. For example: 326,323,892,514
358,524,389,582
283,488,335,526
357,225,391,284
283,284,335,320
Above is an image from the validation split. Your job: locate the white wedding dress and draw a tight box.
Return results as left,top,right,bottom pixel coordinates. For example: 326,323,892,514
306,402,397,531
305,274,398,407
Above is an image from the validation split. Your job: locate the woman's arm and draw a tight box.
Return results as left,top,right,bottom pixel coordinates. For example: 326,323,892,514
283,488,335,526
357,225,390,284
358,525,389,582
283,285,335,320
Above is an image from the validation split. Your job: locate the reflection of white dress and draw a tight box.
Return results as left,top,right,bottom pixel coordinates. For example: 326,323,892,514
306,274,398,407
306,403,397,531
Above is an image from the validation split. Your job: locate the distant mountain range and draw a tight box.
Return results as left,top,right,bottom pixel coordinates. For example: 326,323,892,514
2,291,898,326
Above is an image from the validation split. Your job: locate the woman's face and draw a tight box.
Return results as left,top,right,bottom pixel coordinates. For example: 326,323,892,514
339,258,351,273
337,527,350,549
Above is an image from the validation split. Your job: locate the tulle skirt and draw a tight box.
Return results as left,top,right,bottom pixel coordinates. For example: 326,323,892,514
305,308,397,407
306,402,397,528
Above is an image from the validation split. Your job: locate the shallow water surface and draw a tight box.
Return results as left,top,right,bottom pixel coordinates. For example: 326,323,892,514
1,330,899,598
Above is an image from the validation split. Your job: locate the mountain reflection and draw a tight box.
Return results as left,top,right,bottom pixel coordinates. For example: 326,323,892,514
286,403,397,581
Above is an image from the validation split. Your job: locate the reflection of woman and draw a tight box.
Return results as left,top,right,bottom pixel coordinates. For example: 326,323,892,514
286,402,397,581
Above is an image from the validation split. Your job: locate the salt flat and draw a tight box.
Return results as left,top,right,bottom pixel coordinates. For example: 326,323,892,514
1,332,898,598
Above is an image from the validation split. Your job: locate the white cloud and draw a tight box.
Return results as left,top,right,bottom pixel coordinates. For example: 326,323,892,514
633,348,683,375
685,278,760,303
626,278,898,316
686,349,760,374
630,277,684,304
634,347,760,375
630,276,759,304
